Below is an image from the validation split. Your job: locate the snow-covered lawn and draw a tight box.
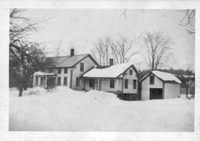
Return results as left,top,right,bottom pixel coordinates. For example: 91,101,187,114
9,87,194,131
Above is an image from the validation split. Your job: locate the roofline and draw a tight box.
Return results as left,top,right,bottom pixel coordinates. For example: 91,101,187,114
72,54,99,67
140,71,181,84
116,64,139,79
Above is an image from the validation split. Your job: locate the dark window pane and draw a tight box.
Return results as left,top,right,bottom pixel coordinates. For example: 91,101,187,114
76,78,80,86
64,68,68,73
129,70,133,75
110,79,115,88
133,80,137,89
80,63,84,72
58,68,61,74
150,75,154,85
125,79,128,88
64,77,67,86
57,77,61,86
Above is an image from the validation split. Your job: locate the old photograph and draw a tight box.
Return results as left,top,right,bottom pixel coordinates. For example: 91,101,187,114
9,9,195,131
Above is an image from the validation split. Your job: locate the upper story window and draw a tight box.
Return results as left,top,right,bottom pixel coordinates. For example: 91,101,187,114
110,79,115,88
58,68,61,74
129,70,133,75
150,75,154,85
64,68,68,74
125,79,128,89
80,63,84,72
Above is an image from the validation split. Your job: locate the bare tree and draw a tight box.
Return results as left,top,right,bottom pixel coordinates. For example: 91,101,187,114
91,37,112,66
109,37,139,64
54,40,62,56
179,9,195,34
9,9,49,97
143,32,173,70
91,36,139,65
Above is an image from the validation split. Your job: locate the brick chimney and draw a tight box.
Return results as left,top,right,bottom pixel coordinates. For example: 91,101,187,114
70,48,74,56
109,58,114,66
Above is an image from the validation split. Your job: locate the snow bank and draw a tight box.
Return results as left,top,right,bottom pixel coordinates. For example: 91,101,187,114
23,87,47,96
85,90,118,104
9,88,194,131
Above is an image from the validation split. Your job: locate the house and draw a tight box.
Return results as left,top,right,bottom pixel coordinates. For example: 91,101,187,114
33,49,99,90
140,70,181,100
82,62,140,100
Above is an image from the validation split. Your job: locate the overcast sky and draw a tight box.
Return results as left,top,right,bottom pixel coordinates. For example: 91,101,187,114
25,9,195,71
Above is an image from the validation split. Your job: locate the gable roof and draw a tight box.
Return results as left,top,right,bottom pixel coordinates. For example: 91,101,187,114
83,63,138,78
47,54,98,68
140,70,181,84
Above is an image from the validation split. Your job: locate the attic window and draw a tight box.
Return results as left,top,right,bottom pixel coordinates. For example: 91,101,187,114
129,70,133,75
80,63,84,72
150,75,154,85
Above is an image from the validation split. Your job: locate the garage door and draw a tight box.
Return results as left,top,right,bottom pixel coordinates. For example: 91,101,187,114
150,88,163,99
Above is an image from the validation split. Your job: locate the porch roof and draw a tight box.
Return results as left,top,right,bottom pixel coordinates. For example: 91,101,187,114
33,71,56,76
83,63,135,78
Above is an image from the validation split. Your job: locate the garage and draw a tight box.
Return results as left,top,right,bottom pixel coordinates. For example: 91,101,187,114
140,70,181,100
150,88,163,99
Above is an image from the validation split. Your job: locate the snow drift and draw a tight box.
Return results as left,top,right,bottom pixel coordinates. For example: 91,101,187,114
9,86,194,131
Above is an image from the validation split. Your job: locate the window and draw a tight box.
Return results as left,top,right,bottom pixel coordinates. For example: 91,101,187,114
76,78,80,86
89,79,93,88
129,70,133,75
64,77,67,86
41,77,43,85
125,79,128,89
150,75,154,85
64,68,68,74
133,80,137,89
110,79,115,88
80,63,84,72
36,77,38,85
57,77,61,86
58,68,61,74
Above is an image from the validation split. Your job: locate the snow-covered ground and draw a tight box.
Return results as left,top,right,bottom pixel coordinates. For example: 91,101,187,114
9,87,194,131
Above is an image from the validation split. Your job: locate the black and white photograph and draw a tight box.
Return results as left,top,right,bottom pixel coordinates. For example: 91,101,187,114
9,8,195,132
0,0,200,141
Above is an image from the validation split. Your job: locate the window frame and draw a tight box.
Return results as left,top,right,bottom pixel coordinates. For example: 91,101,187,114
129,70,133,75
150,75,154,85
58,68,61,74
89,79,93,88
133,80,137,89
80,63,84,72
64,68,68,74
64,77,67,86
125,79,128,89
110,79,115,88
76,77,80,86
57,77,61,86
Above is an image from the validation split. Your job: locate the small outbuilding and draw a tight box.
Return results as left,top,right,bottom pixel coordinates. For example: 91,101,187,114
140,70,181,100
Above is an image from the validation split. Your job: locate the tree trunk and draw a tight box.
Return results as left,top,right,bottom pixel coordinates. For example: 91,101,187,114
19,86,23,97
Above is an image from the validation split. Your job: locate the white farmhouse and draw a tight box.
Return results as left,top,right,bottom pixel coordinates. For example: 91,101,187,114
140,70,181,100
82,63,140,100
33,49,99,90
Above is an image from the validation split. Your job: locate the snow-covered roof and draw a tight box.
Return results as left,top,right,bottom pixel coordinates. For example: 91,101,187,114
47,54,98,68
33,71,56,76
141,70,181,84
83,63,136,78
